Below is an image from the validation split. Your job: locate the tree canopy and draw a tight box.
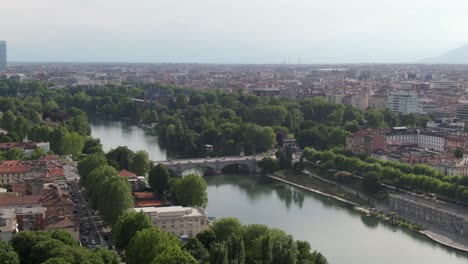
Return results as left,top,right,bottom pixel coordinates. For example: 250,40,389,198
173,174,208,207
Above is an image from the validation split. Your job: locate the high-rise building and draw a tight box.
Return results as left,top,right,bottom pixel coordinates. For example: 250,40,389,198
387,91,420,114
0,41,6,72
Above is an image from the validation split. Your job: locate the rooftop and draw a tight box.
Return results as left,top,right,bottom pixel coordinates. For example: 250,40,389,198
0,192,42,206
134,206,206,218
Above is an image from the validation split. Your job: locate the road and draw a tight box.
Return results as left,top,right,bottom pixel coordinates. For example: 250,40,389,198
65,164,113,249
154,155,268,165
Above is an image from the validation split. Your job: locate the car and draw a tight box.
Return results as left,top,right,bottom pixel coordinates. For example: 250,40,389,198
91,240,96,245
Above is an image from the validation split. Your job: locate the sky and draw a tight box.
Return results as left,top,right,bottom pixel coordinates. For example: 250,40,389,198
1,0,468,64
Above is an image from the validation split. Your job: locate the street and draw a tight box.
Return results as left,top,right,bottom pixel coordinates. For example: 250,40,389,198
65,164,113,250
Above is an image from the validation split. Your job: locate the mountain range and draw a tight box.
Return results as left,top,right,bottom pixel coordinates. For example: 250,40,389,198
419,45,468,64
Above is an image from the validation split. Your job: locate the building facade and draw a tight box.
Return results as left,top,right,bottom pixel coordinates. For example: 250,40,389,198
385,128,446,152
135,206,208,237
369,95,388,111
0,41,6,72
387,91,420,114
346,129,387,155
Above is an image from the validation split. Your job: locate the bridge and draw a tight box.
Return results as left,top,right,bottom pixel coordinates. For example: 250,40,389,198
154,155,266,176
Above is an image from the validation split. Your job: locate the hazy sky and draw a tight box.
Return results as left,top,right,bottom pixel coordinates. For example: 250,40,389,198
2,0,468,63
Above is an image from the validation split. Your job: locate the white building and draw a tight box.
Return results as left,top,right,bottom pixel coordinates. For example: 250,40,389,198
0,208,18,241
430,81,459,91
436,158,468,176
387,91,420,114
135,206,208,238
385,128,446,152
350,93,369,110
326,93,345,104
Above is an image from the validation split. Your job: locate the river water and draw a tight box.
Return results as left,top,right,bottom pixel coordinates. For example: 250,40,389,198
90,118,468,264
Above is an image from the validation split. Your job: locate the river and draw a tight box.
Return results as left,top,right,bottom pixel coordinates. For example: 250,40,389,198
90,118,468,264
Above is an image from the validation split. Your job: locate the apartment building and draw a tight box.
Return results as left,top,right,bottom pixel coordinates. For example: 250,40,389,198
350,93,369,110
385,128,445,152
345,129,387,155
0,208,17,241
135,206,208,237
436,158,468,176
387,91,420,114
326,93,345,104
369,95,388,111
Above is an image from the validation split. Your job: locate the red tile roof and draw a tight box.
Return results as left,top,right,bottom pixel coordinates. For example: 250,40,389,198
0,160,31,174
119,169,137,178
134,200,163,207
0,192,42,206
45,217,77,229
133,192,156,199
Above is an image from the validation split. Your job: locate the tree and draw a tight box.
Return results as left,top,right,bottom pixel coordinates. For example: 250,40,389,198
285,109,304,131
106,146,135,169
1,110,16,131
113,211,153,250
261,235,273,264
82,137,103,155
98,175,134,225
184,238,210,264
258,157,279,174
226,234,245,264
29,239,68,264
49,126,69,154
5,147,23,160
271,235,297,264
362,172,381,194
77,153,108,185
210,242,228,264
297,240,317,264
251,105,288,127
126,227,182,264
14,116,31,138
11,231,48,263
93,248,121,264
174,174,208,207
276,149,292,170
0,240,20,264
366,111,384,128
196,229,216,249
60,132,85,157
41,258,71,264
43,100,59,113
212,217,243,242
49,230,79,247
30,147,46,160
129,150,150,176
148,163,170,194
244,123,276,154
455,147,464,159
151,249,198,264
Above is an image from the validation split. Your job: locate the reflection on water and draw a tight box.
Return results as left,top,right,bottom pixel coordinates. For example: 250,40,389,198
90,117,166,161
90,119,468,264
205,174,468,264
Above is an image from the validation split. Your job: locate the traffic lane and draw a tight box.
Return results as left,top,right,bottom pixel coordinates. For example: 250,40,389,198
68,179,113,248
72,181,107,247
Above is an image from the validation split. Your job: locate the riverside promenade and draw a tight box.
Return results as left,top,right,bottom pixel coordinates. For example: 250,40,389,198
269,172,468,253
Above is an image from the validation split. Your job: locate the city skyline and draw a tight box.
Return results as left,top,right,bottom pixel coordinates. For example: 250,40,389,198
2,0,468,64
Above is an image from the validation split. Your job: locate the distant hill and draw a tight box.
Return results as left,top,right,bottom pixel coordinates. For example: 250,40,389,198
419,45,468,64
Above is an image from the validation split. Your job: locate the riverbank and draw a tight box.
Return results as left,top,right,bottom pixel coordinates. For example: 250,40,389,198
270,170,468,253
272,170,369,206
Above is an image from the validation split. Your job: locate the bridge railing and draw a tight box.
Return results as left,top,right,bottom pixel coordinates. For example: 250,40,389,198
153,155,268,164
